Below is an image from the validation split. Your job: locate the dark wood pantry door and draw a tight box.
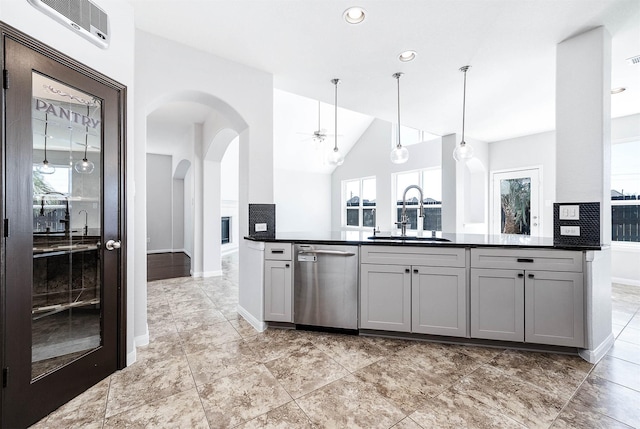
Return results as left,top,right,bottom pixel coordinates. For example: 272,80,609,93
1,29,126,428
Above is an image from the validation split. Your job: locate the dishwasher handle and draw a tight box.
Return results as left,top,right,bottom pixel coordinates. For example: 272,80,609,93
298,249,356,257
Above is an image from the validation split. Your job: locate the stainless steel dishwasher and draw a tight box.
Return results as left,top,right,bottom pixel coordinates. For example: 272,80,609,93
294,243,359,330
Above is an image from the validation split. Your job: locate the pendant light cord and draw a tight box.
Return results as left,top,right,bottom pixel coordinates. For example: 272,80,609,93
394,72,403,149
43,113,49,162
460,65,470,145
332,79,340,152
84,105,90,159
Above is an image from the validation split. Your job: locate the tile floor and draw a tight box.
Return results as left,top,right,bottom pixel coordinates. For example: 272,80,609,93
32,253,640,428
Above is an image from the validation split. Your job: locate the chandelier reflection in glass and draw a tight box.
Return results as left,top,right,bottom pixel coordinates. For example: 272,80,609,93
37,113,55,175
74,104,95,174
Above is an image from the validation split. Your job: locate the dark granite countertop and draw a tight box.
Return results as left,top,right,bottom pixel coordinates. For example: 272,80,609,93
245,231,603,251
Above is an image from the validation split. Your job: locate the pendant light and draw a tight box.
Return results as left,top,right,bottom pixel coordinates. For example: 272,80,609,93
75,104,95,174
390,72,409,164
328,78,344,166
37,113,55,175
453,65,474,162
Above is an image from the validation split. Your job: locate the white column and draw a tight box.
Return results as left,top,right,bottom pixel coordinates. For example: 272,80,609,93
556,26,612,245
556,26,612,362
192,123,204,277
441,133,458,233
202,158,222,276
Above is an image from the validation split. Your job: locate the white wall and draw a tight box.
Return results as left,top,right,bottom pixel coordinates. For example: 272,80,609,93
489,131,556,238
135,30,274,327
184,167,194,259
146,154,173,252
275,170,332,232
172,179,185,251
331,119,442,232
0,0,139,362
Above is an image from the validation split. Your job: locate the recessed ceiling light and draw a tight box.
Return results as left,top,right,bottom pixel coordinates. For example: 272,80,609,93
611,87,626,94
343,7,366,24
398,50,417,62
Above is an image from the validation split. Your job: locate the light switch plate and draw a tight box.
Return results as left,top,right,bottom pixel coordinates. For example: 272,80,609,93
560,226,580,236
559,205,580,220
255,223,267,232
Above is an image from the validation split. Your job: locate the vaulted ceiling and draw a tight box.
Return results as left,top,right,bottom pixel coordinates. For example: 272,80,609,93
135,0,640,170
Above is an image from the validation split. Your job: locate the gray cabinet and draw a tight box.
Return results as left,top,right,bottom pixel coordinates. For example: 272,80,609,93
412,266,467,337
525,271,584,347
470,268,525,341
360,246,467,336
470,248,585,347
360,264,411,332
264,243,293,322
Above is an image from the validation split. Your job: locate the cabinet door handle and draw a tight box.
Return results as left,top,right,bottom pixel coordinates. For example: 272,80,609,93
517,258,534,263
285,263,290,268
270,249,285,254
517,273,524,278
405,268,410,273
413,269,419,274
528,274,535,279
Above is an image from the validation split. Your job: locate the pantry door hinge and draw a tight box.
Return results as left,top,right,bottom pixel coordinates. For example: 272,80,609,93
2,367,8,388
3,219,8,238
3,69,8,89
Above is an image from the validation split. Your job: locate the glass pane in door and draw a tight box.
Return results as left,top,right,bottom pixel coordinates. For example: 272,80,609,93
31,73,102,380
499,177,531,235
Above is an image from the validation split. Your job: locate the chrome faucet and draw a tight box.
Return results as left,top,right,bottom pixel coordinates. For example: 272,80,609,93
395,185,425,237
79,210,88,236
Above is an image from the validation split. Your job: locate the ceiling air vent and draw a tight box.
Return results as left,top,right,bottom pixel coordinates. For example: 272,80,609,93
27,0,110,49
627,55,640,66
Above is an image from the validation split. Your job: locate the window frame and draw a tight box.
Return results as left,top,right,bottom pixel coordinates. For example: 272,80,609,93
342,176,376,230
392,167,442,232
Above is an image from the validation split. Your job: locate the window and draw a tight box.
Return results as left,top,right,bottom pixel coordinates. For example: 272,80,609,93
393,168,442,231
611,140,640,242
343,177,376,228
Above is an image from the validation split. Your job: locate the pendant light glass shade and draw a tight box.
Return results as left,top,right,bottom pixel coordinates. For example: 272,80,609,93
75,105,95,174
453,65,474,162
37,113,55,174
328,78,344,166
390,72,408,164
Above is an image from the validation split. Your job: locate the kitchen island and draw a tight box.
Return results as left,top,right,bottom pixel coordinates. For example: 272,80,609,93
243,232,612,363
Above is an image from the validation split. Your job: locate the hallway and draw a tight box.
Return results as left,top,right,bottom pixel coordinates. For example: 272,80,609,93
31,253,640,428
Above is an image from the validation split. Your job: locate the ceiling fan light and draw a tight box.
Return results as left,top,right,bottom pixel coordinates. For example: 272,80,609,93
343,7,366,24
390,145,409,164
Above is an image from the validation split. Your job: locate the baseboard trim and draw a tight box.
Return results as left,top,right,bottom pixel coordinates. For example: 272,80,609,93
612,277,640,287
202,270,223,278
237,305,266,332
127,325,150,366
579,332,615,364
147,248,174,254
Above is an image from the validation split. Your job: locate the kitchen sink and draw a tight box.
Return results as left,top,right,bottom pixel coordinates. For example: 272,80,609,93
367,236,451,242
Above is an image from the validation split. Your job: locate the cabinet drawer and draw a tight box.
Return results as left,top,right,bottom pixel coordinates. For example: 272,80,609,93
470,248,583,272
361,245,466,268
264,243,292,261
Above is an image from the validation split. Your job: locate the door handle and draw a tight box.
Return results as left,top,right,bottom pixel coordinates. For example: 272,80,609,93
299,250,355,256
105,239,121,251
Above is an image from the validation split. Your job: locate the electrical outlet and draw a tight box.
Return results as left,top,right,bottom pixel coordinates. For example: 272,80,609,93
255,223,267,232
559,205,580,220
560,226,580,236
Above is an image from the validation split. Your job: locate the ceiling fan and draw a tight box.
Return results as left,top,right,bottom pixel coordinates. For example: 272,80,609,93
297,101,339,143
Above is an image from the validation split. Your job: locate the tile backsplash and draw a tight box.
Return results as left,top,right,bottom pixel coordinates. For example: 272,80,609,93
553,202,600,247
249,203,275,239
